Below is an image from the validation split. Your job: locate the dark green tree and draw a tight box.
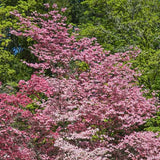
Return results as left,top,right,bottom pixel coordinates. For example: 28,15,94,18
79,0,160,52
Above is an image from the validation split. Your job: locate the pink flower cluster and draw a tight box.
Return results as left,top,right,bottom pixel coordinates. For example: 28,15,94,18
0,83,58,159
4,5,160,159
116,132,160,159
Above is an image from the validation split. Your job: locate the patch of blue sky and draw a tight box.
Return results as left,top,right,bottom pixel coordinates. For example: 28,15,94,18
12,46,23,55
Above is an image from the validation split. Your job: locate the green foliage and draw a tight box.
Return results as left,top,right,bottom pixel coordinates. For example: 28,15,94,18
0,0,50,51
144,110,160,134
75,61,89,72
53,0,86,24
131,49,160,96
25,103,41,114
80,0,160,52
11,117,30,131
25,92,48,113
69,60,90,78
0,48,32,84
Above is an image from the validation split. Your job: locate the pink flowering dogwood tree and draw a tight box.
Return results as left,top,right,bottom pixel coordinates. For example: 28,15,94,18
0,81,59,160
1,3,159,159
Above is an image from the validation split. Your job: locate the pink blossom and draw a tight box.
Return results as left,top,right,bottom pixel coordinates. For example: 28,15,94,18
44,3,50,8
7,3,160,159
61,8,67,12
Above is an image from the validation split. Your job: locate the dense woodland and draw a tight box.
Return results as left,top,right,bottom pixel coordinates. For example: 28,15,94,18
0,0,160,159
